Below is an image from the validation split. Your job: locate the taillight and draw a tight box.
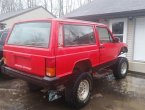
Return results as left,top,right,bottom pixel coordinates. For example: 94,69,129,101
46,58,56,77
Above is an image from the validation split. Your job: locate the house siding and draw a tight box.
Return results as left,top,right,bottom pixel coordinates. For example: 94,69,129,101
2,7,54,28
126,19,135,61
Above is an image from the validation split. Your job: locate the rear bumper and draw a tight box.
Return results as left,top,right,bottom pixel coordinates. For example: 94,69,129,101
1,66,67,88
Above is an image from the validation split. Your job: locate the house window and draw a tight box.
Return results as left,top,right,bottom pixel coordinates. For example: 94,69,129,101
112,22,124,42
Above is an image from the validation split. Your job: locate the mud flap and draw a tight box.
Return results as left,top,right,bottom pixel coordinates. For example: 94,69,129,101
48,90,62,101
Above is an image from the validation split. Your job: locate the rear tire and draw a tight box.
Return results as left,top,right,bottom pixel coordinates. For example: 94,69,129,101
113,57,128,79
65,73,93,108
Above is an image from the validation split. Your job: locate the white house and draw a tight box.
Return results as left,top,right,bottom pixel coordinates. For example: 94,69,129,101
64,0,145,73
0,6,55,29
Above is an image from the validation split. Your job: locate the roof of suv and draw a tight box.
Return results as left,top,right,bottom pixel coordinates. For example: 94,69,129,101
14,18,106,27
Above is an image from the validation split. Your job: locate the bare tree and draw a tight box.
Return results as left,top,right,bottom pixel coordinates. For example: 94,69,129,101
1,0,17,13
26,0,37,8
0,0,94,17
50,0,53,13
43,0,48,9
17,0,23,10
0,0,25,14
58,0,64,17
43,0,53,13
63,0,93,17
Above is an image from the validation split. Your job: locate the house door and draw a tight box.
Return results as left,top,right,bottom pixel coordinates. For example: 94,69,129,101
109,19,127,43
134,17,145,62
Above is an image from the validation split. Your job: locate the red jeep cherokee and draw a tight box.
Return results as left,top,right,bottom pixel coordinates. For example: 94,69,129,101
2,18,128,108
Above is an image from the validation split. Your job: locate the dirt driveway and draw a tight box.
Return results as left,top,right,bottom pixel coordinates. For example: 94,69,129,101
0,73,145,110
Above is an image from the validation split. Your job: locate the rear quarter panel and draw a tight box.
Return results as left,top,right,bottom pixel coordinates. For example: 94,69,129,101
56,45,100,77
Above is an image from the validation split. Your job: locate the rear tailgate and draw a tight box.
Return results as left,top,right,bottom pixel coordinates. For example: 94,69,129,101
4,46,53,77
4,21,53,77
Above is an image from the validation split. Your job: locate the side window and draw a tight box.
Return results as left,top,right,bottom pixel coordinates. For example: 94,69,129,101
64,24,96,46
58,25,63,47
97,27,113,43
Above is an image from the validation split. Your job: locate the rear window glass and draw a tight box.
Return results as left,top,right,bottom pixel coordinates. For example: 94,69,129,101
8,22,51,48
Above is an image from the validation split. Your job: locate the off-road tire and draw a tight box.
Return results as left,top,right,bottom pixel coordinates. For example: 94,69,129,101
113,57,129,79
65,73,93,108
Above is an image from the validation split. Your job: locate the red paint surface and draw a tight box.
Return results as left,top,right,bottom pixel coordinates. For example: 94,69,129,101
4,18,127,78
